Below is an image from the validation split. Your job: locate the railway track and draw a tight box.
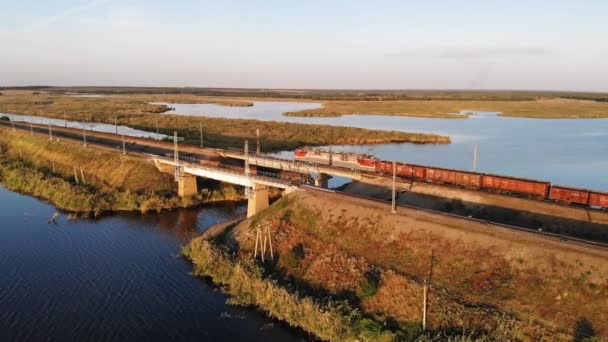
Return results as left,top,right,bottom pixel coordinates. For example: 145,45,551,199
301,184,608,251
4,120,608,249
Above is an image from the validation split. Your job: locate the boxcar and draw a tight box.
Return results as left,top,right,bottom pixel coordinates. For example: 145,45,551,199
549,186,590,205
424,167,482,188
589,191,608,209
481,174,550,198
397,163,415,178
375,160,394,174
411,165,427,180
375,162,414,178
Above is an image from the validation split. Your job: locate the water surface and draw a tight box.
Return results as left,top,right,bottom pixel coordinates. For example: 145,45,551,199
162,103,608,191
0,187,302,341
1,112,169,140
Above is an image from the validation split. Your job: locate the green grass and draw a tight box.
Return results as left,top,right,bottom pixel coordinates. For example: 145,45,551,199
0,129,244,214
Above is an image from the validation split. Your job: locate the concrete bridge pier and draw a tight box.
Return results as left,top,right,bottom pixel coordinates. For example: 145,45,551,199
178,174,198,197
314,173,330,188
247,183,269,218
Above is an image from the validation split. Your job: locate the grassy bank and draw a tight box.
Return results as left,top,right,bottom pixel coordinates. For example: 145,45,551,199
183,238,405,341
0,91,451,150
183,202,540,341
283,98,608,118
216,191,605,340
0,129,243,215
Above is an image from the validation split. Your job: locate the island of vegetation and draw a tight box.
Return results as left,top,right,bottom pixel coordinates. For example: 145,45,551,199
283,98,608,119
184,190,608,341
0,129,242,216
0,90,451,150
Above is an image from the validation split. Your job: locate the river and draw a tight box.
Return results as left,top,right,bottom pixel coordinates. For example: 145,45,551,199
0,187,304,341
160,102,608,191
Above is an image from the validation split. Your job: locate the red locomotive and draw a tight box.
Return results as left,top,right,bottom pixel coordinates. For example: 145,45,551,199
293,147,608,210
294,148,378,172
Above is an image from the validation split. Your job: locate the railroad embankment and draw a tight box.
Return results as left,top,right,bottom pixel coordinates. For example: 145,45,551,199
341,180,608,243
184,188,608,341
0,129,242,215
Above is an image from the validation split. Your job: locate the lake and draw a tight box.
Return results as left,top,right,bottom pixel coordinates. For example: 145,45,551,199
0,187,303,341
161,102,608,191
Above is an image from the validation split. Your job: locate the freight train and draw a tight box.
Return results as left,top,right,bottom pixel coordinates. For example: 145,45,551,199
294,147,608,210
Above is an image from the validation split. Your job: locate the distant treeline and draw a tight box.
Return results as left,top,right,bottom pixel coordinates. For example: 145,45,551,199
561,95,608,102
3,86,608,102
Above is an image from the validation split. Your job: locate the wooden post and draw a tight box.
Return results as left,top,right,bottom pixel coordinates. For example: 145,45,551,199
267,225,274,261
64,111,67,128
254,228,260,260
391,160,397,214
122,135,126,154
48,122,53,140
114,114,118,135
82,126,87,146
30,123,33,135
52,160,56,173
11,115,15,130
73,167,80,184
80,167,86,184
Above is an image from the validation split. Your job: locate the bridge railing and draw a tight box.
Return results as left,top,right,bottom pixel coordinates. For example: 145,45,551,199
152,154,299,187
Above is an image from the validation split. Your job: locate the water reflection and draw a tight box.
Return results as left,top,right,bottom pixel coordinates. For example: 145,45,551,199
0,187,300,341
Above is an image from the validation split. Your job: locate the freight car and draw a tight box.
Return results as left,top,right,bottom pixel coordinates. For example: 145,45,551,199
294,148,607,210
424,166,482,189
481,174,550,199
589,191,608,209
549,186,608,210
549,185,590,206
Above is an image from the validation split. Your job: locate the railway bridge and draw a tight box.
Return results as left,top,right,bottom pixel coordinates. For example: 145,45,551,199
151,154,297,218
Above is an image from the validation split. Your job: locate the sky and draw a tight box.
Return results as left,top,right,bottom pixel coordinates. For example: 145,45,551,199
1,0,607,91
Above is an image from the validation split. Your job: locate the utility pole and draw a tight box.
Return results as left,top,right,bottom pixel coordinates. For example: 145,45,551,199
391,160,397,214
472,144,478,172
244,140,250,175
173,131,180,181
199,122,204,148
423,249,435,331
422,277,428,331
256,128,260,155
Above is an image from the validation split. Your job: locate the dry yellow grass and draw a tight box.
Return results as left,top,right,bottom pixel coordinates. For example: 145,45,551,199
0,92,450,150
284,98,608,118
229,190,608,340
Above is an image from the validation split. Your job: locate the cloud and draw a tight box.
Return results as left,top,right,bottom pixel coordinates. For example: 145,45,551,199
387,46,550,59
